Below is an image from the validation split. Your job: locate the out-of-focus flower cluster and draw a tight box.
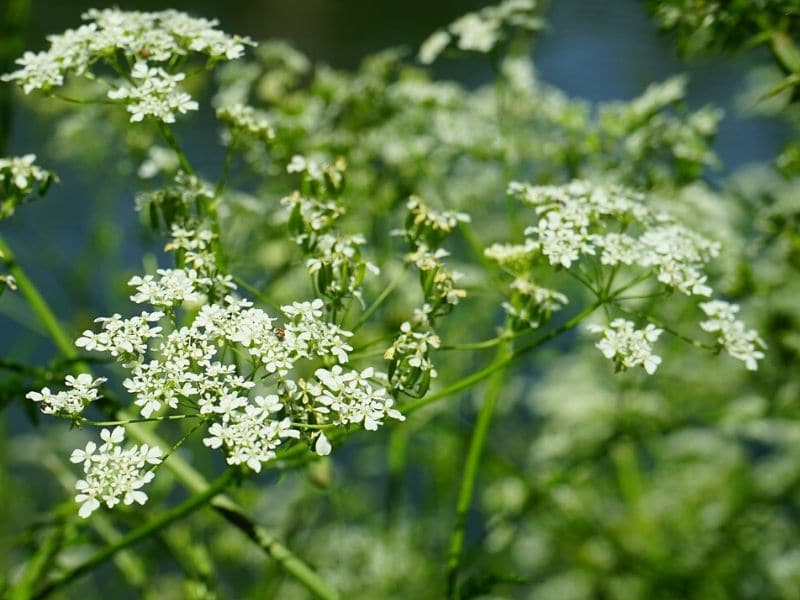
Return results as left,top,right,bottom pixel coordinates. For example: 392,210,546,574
2,9,253,122
0,154,56,219
418,0,543,64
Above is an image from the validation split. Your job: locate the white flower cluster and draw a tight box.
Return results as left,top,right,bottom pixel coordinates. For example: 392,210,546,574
418,0,541,64
405,245,467,309
70,427,163,518
0,154,49,191
314,366,404,431
136,174,215,226
140,225,234,302
217,103,275,143
31,227,403,507
75,311,164,357
26,373,107,417
510,180,719,296
128,268,209,307
203,394,299,472
384,322,442,392
700,300,766,370
281,191,344,235
2,9,252,122
1,154,55,219
305,233,381,306
108,62,198,123
587,319,663,374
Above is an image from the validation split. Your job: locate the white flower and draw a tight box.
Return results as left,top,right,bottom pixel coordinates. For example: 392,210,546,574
129,268,208,307
137,146,179,179
0,154,50,191
511,180,720,296
71,427,162,518
451,13,499,52
418,0,539,61
203,401,299,473
75,311,164,357
314,432,332,456
109,62,199,123
418,30,451,64
700,300,766,370
314,365,404,430
587,319,663,374
26,374,106,416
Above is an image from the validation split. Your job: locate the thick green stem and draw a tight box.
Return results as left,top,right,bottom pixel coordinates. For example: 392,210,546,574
33,471,235,599
446,339,511,598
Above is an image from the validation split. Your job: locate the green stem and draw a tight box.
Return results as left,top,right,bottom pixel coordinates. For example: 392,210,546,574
232,275,285,315
9,522,65,600
404,301,601,414
0,235,75,358
446,337,511,598
208,496,340,600
214,134,237,198
82,413,200,427
352,266,409,332
33,471,236,599
158,122,195,176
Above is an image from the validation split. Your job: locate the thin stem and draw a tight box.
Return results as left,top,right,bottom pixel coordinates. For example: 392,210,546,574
612,302,716,350
404,301,601,414
51,92,119,106
446,337,511,598
150,420,205,474
208,495,340,600
352,266,409,332
0,235,76,360
33,470,236,599
565,267,599,297
157,122,195,176
440,330,525,351
82,414,201,427
232,275,285,315
214,134,237,198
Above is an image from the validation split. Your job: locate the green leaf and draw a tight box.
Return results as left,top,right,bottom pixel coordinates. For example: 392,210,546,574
772,32,800,73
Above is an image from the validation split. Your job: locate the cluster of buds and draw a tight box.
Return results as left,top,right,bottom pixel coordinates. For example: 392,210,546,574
0,154,56,219
136,172,215,233
501,277,568,331
283,156,378,312
385,196,471,397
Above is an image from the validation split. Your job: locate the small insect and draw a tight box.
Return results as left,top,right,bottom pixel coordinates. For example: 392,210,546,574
273,327,286,341
138,48,152,59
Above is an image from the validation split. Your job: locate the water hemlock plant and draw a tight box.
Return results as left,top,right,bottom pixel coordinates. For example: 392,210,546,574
1,1,797,598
